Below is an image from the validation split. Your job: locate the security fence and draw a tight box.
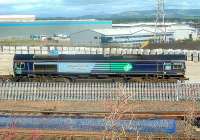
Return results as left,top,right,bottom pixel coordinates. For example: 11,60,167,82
0,82,199,101
0,46,200,62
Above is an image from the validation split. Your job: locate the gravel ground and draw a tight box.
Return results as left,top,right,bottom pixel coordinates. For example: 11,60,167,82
0,100,199,113
0,126,197,140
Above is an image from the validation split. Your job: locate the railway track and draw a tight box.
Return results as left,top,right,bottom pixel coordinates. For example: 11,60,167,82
0,128,192,140
0,110,199,120
0,75,186,83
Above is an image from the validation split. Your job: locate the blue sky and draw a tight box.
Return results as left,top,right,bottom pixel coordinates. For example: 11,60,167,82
0,0,199,17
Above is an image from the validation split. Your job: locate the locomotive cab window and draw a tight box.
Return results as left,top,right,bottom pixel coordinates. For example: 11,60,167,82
15,62,25,69
173,63,183,70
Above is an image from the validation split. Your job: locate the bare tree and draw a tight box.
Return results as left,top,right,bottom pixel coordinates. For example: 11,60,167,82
104,82,139,140
184,83,199,139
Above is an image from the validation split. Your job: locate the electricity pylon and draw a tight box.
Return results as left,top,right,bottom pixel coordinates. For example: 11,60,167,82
155,0,166,43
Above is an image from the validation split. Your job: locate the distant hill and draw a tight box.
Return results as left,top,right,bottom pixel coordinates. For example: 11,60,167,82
37,9,200,23
79,9,200,18
79,9,200,23
111,9,200,19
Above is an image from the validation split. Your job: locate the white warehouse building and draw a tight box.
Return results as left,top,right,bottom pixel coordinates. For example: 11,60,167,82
170,24,198,40
70,24,198,48
70,27,174,47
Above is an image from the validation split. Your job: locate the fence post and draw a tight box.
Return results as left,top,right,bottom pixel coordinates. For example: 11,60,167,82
176,81,182,101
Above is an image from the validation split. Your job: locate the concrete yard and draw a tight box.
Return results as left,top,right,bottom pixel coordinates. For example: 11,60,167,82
186,61,200,81
0,53,14,76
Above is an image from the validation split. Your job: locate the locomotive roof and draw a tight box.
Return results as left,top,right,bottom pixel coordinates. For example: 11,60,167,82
14,54,186,61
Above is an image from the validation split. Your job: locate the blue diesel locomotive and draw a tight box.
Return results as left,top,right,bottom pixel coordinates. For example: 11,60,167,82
13,54,186,81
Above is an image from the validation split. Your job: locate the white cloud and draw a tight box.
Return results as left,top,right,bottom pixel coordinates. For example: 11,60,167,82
0,0,63,6
0,0,199,17
0,0,39,5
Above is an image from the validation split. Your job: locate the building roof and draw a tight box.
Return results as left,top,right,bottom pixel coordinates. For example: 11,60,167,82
93,27,173,36
70,23,197,38
93,23,197,36
112,22,178,27
170,25,196,31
